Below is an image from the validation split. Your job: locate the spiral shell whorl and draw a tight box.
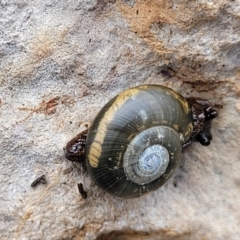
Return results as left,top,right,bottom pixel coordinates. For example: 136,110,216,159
123,126,182,185
85,85,193,198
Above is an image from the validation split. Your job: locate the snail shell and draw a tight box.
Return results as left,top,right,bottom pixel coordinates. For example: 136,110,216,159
85,85,194,198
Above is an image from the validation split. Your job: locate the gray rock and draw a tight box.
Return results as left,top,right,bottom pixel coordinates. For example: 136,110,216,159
0,0,239,239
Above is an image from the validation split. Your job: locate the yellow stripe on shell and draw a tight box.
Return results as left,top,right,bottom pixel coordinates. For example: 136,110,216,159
167,90,190,114
173,124,179,131
88,88,141,167
138,85,190,114
184,122,194,139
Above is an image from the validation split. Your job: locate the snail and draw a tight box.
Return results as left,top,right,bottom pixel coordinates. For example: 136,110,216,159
64,85,218,198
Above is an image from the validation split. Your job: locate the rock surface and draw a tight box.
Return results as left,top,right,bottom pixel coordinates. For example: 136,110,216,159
0,0,240,239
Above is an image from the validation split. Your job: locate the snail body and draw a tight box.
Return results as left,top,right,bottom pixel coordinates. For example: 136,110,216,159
65,85,217,198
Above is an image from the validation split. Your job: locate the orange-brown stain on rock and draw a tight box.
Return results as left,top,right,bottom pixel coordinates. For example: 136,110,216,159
15,211,33,238
60,223,102,239
18,95,76,123
0,26,68,84
118,1,218,56
18,96,61,122
30,32,54,62
118,0,178,54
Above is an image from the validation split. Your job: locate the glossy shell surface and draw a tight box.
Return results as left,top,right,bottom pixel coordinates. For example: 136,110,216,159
85,85,194,198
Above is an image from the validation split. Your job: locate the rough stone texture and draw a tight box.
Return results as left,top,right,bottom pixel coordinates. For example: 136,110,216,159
0,0,240,239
